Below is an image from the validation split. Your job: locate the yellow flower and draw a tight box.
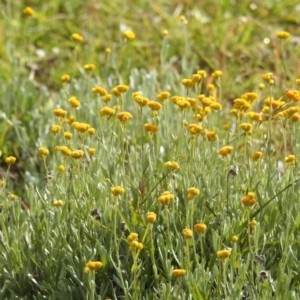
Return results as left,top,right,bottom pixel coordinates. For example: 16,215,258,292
87,128,96,136
205,130,218,141
250,219,257,229
134,95,149,107
8,193,19,201
100,107,115,117
102,94,112,103
222,124,230,131
51,125,61,134
117,112,133,122
158,191,175,205
68,96,81,108
191,74,201,84
207,83,215,91
247,112,261,121
59,146,73,157
146,212,157,223
181,78,194,89
38,147,49,157
187,187,200,200
172,269,187,277
241,192,258,207
182,228,193,238
176,99,190,110
58,165,65,172
241,92,258,102
165,161,180,170
84,64,95,72
127,233,138,242
285,90,300,102
71,33,84,43
217,249,231,259
144,123,159,133
64,132,72,140
148,101,162,111
105,47,111,54
276,31,290,39
210,102,222,111
53,108,68,118
85,261,103,270
262,72,274,85
61,74,71,83
239,123,253,132
232,235,238,243
285,154,296,165
23,6,34,16
123,30,135,40
188,124,203,135
5,156,17,165
212,70,222,78
71,150,84,159
197,70,207,78
111,186,125,196
53,200,63,207
219,146,234,157
116,85,129,93
72,122,91,132
92,86,107,96
179,15,188,25
194,223,207,234
157,92,171,101
88,148,96,156
252,151,263,160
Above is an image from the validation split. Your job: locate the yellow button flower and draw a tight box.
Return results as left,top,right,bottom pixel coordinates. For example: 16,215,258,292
111,186,125,196
5,156,17,165
194,223,207,234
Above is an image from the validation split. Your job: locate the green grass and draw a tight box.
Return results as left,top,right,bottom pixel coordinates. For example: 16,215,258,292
1,1,300,299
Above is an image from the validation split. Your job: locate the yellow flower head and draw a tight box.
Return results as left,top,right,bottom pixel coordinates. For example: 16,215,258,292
239,123,253,132
123,30,135,40
194,223,207,234
105,47,111,54
172,269,187,277
8,193,19,201
146,212,157,223
111,186,125,196
219,146,234,157
84,64,95,72
250,219,258,229
232,235,238,243
85,261,103,270
51,125,61,134
165,161,180,171
210,102,222,111
212,70,222,78
181,78,194,89
285,154,296,165
116,85,129,93
88,148,96,157
144,123,159,133
182,228,193,238
88,128,96,136
176,99,190,110
100,107,115,117
64,132,72,140
188,124,203,135
68,96,81,108
205,130,218,141
23,6,34,17
197,70,207,79
276,31,290,39
217,249,231,259
53,200,64,207
92,86,107,96
262,72,274,85
252,151,263,160
187,187,200,200
61,74,71,83
117,112,133,122
58,165,65,172
148,101,162,111
5,156,17,165
71,33,84,43
158,191,175,205
38,147,49,157
241,192,258,207
127,233,138,242
71,150,84,159
53,108,68,118
157,91,171,101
